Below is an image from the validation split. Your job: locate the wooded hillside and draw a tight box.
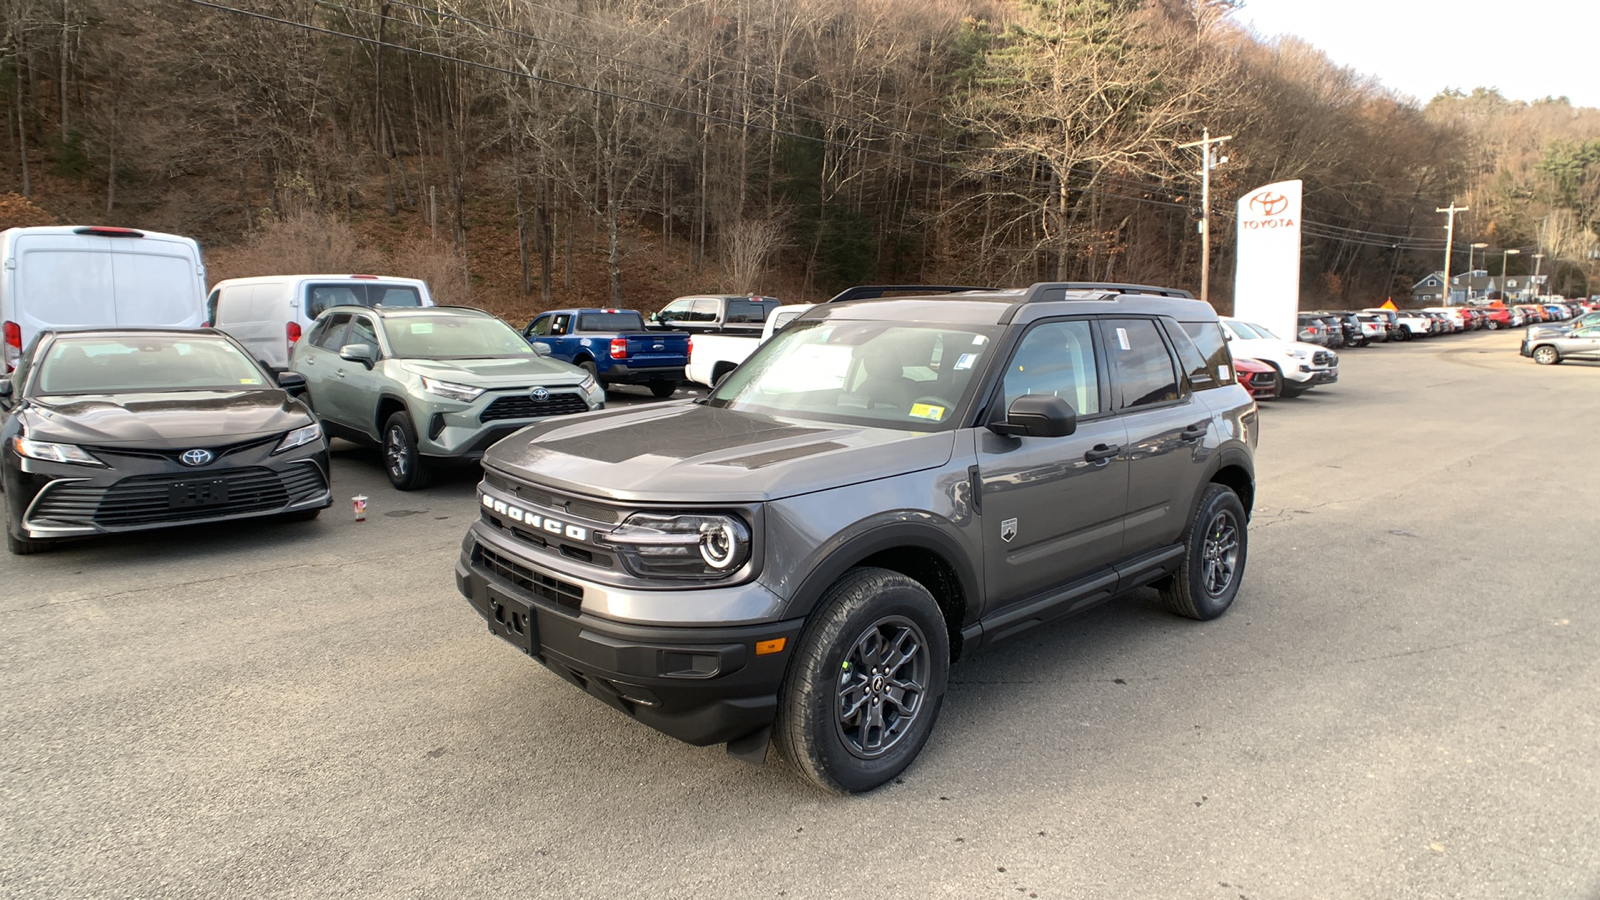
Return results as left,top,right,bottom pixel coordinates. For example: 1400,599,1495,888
2,0,1596,318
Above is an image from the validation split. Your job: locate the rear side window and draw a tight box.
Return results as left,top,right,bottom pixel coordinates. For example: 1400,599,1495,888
1105,318,1179,409
1173,320,1236,389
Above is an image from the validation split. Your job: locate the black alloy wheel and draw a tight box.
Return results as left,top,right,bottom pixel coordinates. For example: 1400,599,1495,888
1159,484,1248,620
383,411,432,490
777,567,949,794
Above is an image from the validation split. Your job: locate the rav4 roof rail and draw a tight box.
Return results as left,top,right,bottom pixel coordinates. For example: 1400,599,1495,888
1021,282,1195,301
824,284,997,304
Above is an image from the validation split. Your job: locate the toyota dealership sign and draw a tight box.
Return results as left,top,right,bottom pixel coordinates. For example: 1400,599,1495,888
1233,180,1303,342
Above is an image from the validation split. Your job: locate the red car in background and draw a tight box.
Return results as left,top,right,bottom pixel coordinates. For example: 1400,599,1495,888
1477,306,1512,329
1234,356,1280,400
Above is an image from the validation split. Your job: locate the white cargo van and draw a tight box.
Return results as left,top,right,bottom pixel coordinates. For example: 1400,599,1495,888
0,225,207,373
207,274,433,370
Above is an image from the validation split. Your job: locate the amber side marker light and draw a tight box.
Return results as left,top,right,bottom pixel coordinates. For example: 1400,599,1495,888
755,638,787,656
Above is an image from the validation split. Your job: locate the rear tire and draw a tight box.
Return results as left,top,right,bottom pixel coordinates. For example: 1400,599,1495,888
776,567,949,794
382,411,432,490
648,382,678,399
1159,484,1248,620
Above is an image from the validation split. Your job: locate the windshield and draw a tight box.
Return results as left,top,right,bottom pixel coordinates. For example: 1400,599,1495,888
707,319,1001,431
1239,321,1281,340
36,334,269,394
382,314,534,358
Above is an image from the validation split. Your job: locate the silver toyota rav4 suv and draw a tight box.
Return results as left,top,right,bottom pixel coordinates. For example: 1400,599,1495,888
456,282,1258,792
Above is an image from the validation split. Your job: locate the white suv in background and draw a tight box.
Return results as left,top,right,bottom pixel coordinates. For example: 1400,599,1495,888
1220,317,1339,398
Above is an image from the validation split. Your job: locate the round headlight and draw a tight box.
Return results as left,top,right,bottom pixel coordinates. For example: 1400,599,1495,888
699,520,740,569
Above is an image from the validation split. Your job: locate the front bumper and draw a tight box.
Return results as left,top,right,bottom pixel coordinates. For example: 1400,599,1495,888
418,387,603,459
456,532,803,746
599,363,686,386
7,442,331,540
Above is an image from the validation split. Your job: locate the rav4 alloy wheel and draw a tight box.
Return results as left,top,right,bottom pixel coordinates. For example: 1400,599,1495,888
383,411,432,490
1159,484,1248,620
1532,345,1561,365
777,567,949,793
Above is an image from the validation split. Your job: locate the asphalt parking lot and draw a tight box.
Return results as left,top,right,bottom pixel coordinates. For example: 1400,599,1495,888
3,333,1598,900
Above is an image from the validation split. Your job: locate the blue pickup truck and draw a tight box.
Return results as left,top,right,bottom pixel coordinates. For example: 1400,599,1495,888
522,308,689,398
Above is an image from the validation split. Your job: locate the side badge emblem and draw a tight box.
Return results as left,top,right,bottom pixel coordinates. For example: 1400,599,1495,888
1000,517,1018,543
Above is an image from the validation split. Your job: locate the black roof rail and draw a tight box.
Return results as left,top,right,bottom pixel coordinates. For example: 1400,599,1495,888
1021,282,1195,301
824,284,997,304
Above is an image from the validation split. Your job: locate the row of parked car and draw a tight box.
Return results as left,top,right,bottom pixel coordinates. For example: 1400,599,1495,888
1296,300,1593,350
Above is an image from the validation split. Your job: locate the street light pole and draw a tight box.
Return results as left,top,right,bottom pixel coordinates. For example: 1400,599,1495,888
1468,242,1488,301
1501,248,1521,302
1436,203,1468,305
1178,128,1232,307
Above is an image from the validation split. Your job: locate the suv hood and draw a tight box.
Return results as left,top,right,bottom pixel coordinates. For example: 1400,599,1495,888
395,356,587,387
483,402,957,503
23,390,310,446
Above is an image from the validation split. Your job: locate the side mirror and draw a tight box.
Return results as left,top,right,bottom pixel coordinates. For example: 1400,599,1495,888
530,342,553,357
276,371,308,396
989,394,1077,438
339,343,377,368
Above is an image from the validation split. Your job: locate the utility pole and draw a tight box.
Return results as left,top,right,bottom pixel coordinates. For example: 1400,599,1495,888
1436,203,1468,305
1179,128,1232,306
1532,251,1546,297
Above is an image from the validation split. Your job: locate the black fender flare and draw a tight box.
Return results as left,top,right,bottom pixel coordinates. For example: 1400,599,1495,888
781,517,981,629
1182,445,1256,524
373,392,417,441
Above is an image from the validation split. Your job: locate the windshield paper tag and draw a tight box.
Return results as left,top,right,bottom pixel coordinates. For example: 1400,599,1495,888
411,322,434,334
953,353,977,371
239,378,260,384
909,403,945,421
1116,327,1131,351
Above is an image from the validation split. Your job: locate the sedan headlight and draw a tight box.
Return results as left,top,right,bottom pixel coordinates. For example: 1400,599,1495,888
11,437,105,467
602,512,751,579
421,376,485,403
272,421,323,455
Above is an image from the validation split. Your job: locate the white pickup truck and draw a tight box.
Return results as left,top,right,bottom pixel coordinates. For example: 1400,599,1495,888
685,303,814,387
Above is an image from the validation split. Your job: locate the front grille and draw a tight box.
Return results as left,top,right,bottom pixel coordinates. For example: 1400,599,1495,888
480,391,590,423
31,464,327,529
1313,350,1336,366
85,435,280,466
475,544,585,614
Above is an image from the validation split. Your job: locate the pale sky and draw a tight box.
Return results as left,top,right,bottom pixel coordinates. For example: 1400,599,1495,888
1235,0,1600,109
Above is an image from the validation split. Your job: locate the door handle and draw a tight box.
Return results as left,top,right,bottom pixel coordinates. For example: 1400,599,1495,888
336,370,346,378
1180,422,1208,441
1084,443,1121,464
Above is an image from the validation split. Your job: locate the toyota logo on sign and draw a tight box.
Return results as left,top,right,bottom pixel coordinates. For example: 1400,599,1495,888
180,448,214,467
531,388,550,403
1249,192,1290,217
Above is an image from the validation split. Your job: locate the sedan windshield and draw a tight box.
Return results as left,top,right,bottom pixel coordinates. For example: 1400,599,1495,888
36,335,269,394
383,314,534,358
707,319,1001,431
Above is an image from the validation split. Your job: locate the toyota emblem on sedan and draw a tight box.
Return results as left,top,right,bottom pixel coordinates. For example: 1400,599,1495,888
531,388,550,403
180,448,214,467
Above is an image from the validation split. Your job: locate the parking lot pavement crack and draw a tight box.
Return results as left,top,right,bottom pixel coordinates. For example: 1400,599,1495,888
5,543,460,614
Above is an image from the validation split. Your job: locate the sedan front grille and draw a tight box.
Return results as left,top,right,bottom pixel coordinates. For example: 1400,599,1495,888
480,391,590,423
30,464,327,529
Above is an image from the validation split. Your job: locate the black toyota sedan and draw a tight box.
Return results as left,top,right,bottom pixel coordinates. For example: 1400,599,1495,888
1,329,331,554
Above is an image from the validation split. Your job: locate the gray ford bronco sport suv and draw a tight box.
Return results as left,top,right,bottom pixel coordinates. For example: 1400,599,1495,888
456,282,1257,793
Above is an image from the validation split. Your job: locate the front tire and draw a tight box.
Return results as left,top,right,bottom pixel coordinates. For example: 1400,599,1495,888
382,411,432,490
1159,484,1248,620
4,502,51,555
776,567,950,794
1532,345,1561,365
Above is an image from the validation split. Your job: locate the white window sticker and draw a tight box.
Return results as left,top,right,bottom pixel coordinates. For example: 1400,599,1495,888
1219,365,1230,381
1116,327,1131,351
953,353,978,371
410,322,434,334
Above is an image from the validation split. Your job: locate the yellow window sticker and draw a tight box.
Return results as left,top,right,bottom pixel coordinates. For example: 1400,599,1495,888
411,322,434,334
909,403,945,421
